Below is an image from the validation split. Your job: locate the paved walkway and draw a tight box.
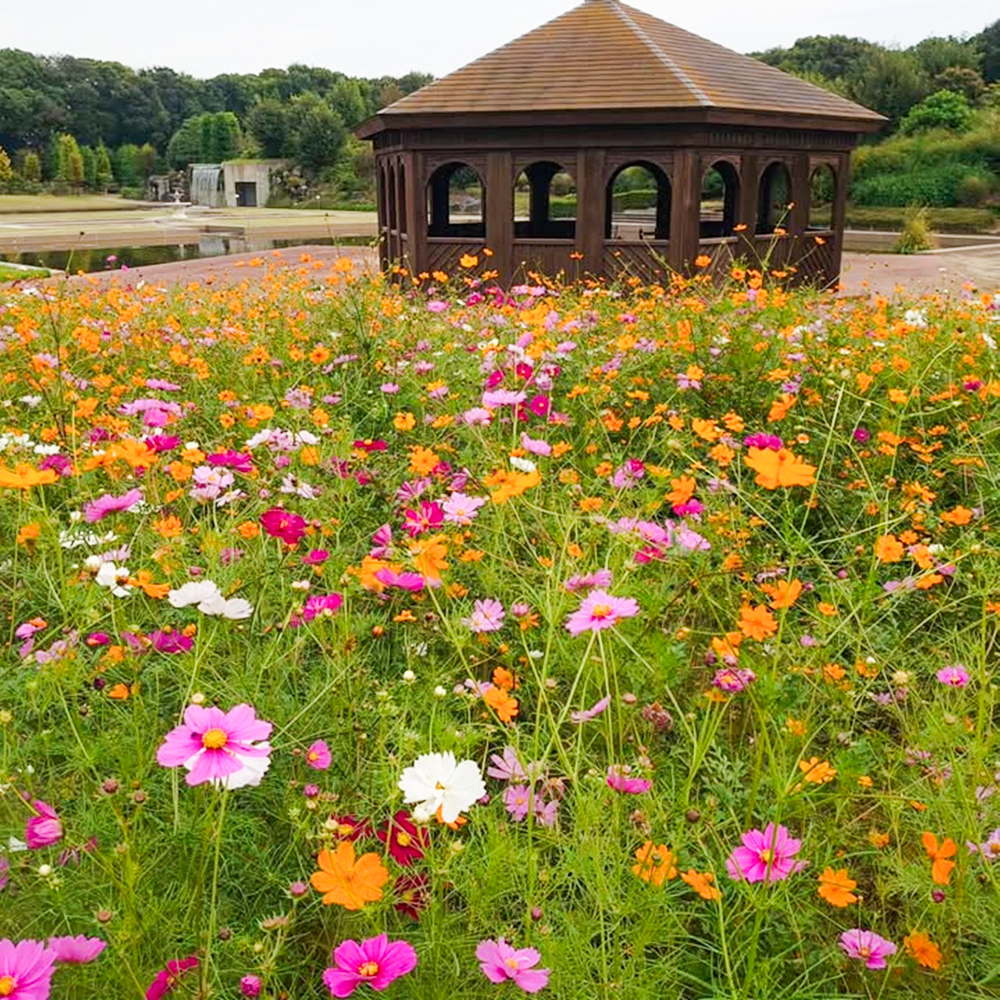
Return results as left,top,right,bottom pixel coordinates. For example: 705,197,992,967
4,244,999,299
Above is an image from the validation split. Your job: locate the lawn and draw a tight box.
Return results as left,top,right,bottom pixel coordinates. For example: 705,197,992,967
1,258,999,999
0,262,49,281
0,194,148,214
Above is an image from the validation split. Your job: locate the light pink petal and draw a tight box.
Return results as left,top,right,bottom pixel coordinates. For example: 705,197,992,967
323,967,360,998
185,748,242,786
156,727,203,767
513,967,551,993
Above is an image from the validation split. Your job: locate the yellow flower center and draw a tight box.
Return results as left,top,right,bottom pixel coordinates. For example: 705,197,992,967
202,728,228,749
505,958,521,970
859,947,871,959
337,823,354,836
0,976,16,997
397,831,412,847
991,843,1000,855
358,961,379,977
308,751,319,761
591,603,612,619
759,849,773,864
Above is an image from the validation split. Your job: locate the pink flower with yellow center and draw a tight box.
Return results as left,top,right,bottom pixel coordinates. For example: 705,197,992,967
322,935,417,997
156,703,272,788
564,590,640,636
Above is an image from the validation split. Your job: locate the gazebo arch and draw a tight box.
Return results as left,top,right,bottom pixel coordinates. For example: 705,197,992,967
426,162,485,238
358,0,883,285
700,160,740,239
606,161,671,241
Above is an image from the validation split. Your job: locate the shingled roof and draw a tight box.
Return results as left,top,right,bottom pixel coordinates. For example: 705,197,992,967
363,0,883,128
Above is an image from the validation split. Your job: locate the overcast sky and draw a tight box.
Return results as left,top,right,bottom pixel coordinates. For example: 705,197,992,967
5,0,996,78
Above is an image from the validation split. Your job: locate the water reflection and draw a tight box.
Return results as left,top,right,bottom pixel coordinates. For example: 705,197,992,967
1,235,373,273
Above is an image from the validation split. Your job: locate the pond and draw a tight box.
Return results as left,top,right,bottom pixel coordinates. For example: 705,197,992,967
0,235,374,273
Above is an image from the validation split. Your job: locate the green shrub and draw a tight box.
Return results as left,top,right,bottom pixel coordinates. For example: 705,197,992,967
842,205,996,232
118,186,146,201
955,174,990,206
549,195,578,219
851,163,993,206
894,206,934,253
611,188,659,211
899,89,974,134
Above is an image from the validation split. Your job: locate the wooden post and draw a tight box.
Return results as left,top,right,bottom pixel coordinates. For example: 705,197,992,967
737,153,759,262
402,151,421,278
830,152,851,285
486,150,514,285
577,147,606,275
669,150,701,274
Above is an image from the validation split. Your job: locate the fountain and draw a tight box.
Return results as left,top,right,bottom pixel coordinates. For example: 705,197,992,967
190,165,224,208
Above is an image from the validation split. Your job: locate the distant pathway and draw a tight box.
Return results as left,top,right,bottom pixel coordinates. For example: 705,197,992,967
5,245,999,299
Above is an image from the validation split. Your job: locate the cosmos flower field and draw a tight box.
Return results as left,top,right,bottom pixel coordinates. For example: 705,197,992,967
1,255,1000,999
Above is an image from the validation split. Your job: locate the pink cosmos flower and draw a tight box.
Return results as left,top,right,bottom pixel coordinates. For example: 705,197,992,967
260,507,307,545
374,568,427,592
726,823,805,883
563,570,613,593
463,599,506,633
302,593,344,622
839,929,897,969
936,664,970,688
240,975,262,997
606,765,651,795
504,784,533,821
306,740,332,770
156,703,273,788
442,492,487,525
713,667,756,693
476,939,550,993
520,432,552,457
322,934,418,997
0,939,56,1000
402,501,444,537
146,955,199,999
570,695,611,724
25,801,62,849
83,488,143,523
564,590,639,636
47,935,106,963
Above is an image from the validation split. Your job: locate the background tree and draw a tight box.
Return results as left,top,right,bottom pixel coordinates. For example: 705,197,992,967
973,20,1000,83
246,99,290,158
0,146,12,188
22,151,41,182
81,145,97,189
899,89,974,134
845,49,931,125
95,144,113,189
287,93,345,173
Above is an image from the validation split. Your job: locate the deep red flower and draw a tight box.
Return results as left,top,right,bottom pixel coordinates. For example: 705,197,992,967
393,872,431,920
377,811,428,866
260,507,307,545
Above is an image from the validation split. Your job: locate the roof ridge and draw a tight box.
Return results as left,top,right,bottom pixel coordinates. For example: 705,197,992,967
609,1,713,107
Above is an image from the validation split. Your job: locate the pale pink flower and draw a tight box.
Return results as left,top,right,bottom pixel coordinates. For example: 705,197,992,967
476,938,550,993
839,929,896,969
463,599,505,633
306,740,332,770
47,935,106,963
936,664,970,687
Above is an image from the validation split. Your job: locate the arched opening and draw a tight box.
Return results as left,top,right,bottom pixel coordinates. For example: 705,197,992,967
756,162,792,235
808,164,836,230
700,161,740,238
387,164,398,231
605,162,670,240
426,162,485,238
514,161,576,239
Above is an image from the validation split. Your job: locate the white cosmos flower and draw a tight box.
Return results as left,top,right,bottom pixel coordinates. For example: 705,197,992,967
168,580,221,609
398,751,486,824
510,456,536,474
198,593,254,620
95,561,132,597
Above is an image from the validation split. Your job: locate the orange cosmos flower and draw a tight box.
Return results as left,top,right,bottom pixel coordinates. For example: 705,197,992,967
798,757,836,785
761,578,802,609
483,685,518,724
680,869,721,900
744,447,816,489
410,536,449,582
409,446,440,475
310,841,388,910
904,931,942,970
0,464,59,490
738,604,777,641
874,534,905,563
817,866,858,907
16,522,41,546
632,841,678,886
921,832,956,885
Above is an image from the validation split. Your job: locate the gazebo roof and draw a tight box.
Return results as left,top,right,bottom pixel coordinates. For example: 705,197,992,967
358,0,884,135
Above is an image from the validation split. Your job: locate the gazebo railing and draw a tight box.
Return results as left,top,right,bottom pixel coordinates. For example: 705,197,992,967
603,240,671,283
512,239,578,279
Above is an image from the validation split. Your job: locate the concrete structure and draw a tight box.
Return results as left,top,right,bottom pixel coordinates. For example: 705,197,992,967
222,160,285,209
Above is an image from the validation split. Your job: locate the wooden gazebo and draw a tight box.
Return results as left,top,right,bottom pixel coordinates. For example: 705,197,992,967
356,0,885,286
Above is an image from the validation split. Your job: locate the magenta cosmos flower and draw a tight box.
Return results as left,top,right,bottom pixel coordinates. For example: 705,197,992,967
82,488,144,523
839,929,897,969
146,955,199,999
476,939,550,993
726,823,805,883
25,801,62,850
156,703,273,788
564,590,639,636
606,765,651,795
322,934,418,997
0,939,56,1000
302,593,343,622
47,935,106,963
936,664,970,688
260,507,308,545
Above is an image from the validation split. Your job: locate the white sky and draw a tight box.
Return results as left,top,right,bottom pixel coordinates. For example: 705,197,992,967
5,0,996,78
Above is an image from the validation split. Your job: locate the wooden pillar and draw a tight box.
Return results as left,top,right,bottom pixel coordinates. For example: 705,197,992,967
402,151,421,277
789,152,810,234
376,159,389,271
737,153,759,259
577,147,606,274
527,164,553,228
830,152,851,285
485,150,513,285
668,150,701,274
